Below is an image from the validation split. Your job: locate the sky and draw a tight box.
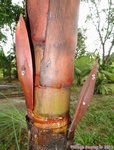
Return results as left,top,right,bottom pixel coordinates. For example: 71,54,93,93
79,0,114,57
12,0,23,6
78,2,98,53
2,0,114,57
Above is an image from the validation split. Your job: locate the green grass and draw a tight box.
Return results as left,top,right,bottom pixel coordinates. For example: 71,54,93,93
0,103,28,150
0,88,113,149
70,95,114,149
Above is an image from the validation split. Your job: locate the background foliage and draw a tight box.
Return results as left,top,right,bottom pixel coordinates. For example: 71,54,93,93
0,0,114,149
0,0,24,81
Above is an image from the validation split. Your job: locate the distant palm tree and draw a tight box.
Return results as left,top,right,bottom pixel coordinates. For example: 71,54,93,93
0,49,16,82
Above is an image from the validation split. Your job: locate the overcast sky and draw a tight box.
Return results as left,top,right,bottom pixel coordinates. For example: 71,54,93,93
79,1,114,56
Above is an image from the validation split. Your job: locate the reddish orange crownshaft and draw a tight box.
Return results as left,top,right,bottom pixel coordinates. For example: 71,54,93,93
68,61,98,142
15,15,33,111
27,0,49,43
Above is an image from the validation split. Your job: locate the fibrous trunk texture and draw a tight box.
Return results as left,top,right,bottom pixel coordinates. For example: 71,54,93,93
26,116,67,150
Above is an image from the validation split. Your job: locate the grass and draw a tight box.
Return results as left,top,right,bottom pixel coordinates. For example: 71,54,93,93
70,95,114,149
0,102,28,150
0,83,113,150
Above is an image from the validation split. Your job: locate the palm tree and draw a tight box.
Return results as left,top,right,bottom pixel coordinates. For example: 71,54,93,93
0,49,15,82
16,0,97,149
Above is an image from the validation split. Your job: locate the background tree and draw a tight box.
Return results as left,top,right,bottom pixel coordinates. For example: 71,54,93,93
81,0,114,94
0,0,24,81
74,53,96,86
75,28,87,58
87,0,114,67
74,28,96,86
0,0,24,40
0,48,16,82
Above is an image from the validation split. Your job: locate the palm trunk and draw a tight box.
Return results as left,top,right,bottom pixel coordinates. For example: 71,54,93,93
16,1,98,149
16,0,80,149
26,0,80,149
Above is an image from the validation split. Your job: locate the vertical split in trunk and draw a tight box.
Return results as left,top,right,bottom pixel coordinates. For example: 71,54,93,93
26,0,80,149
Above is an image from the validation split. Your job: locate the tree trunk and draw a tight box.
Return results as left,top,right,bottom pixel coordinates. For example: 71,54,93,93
26,0,80,149
16,0,80,149
26,115,68,150
16,1,98,148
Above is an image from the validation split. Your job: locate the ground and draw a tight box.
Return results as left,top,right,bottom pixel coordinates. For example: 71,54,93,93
0,81,114,150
